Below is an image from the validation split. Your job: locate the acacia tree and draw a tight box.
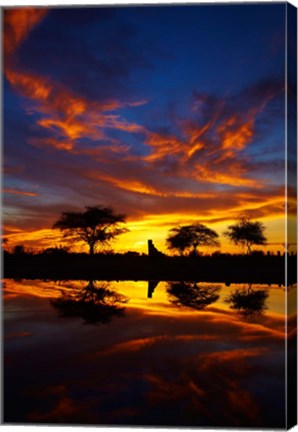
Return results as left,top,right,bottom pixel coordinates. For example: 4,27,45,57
53,205,128,255
224,216,267,255
166,223,220,256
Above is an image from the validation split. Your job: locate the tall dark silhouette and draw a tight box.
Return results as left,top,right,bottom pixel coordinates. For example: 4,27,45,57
148,240,163,257
225,284,268,318
167,281,221,310
50,280,128,324
147,280,159,298
53,205,128,255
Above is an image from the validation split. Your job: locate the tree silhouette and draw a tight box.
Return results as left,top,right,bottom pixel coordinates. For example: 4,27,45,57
167,281,221,310
50,280,128,325
224,216,267,255
166,223,220,256
225,284,268,319
53,205,128,255
2,237,8,253
13,244,26,255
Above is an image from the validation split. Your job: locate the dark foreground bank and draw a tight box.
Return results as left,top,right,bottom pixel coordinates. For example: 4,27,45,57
3,253,296,285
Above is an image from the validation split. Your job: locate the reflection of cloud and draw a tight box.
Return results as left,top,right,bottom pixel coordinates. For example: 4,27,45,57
3,278,63,299
200,347,267,367
5,279,286,427
30,397,77,422
5,331,31,341
23,326,285,426
97,334,217,357
288,314,297,335
140,344,284,427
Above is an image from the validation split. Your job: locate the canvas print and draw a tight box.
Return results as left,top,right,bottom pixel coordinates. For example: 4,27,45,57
2,2,297,429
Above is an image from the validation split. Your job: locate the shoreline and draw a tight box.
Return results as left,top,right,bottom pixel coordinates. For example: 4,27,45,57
3,253,296,286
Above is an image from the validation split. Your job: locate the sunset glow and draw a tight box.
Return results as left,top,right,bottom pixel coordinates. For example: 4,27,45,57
3,5,291,255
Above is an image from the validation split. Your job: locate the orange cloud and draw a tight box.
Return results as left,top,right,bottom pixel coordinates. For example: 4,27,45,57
217,115,254,151
141,121,259,188
6,67,146,153
90,171,169,196
3,227,65,252
4,8,147,156
3,187,39,197
104,115,146,133
6,68,53,101
193,163,261,188
4,8,47,58
183,111,262,187
144,132,185,162
30,137,74,151
140,90,279,191
3,8,286,257
2,182,286,254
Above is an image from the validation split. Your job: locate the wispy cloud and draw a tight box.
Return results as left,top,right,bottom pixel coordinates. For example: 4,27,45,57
3,187,39,197
3,7,286,253
140,80,283,189
4,8,147,155
4,8,47,58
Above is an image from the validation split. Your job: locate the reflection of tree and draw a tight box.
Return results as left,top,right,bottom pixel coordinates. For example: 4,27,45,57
225,284,268,319
50,280,128,325
167,282,221,310
147,280,159,298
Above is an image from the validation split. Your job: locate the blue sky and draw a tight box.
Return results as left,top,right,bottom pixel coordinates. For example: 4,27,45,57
3,3,291,252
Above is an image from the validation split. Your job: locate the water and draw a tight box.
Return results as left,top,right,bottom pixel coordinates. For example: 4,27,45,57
3,279,291,428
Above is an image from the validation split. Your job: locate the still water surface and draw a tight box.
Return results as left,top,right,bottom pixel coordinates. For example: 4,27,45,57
3,279,292,427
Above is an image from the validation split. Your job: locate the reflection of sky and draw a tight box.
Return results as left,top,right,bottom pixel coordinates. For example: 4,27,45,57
3,4,290,254
4,279,287,427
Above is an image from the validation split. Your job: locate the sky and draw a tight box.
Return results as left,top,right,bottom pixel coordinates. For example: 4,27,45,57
2,3,294,254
